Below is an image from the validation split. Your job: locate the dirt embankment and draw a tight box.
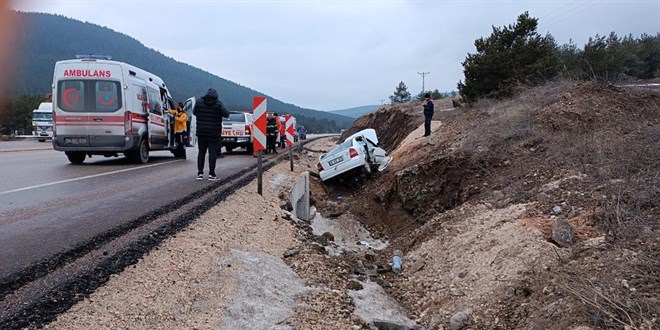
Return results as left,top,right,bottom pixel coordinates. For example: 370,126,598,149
315,80,660,329
32,81,658,330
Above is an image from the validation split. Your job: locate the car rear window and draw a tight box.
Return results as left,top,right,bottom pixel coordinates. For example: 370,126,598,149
227,113,245,122
57,79,122,112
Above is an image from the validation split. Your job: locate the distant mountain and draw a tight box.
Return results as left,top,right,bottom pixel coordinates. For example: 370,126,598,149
4,11,353,132
329,105,380,118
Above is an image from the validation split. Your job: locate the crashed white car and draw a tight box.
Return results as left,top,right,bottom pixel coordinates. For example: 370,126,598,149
316,128,391,182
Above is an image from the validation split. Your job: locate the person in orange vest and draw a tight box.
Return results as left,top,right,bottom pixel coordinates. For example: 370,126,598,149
168,102,188,158
278,115,286,149
274,112,284,148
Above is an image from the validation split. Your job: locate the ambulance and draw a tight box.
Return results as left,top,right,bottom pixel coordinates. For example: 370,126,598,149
51,55,195,164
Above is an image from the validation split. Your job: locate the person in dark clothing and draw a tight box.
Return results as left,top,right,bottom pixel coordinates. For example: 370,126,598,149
266,113,278,154
422,93,434,136
193,88,230,181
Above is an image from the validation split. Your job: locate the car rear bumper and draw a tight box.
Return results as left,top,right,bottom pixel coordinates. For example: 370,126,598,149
53,135,138,153
319,156,366,181
221,136,251,148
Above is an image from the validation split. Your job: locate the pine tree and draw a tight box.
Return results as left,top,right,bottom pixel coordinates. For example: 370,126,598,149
389,81,412,103
457,12,559,103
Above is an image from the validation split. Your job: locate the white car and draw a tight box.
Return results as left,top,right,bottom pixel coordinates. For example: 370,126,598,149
316,128,391,182
221,112,254,154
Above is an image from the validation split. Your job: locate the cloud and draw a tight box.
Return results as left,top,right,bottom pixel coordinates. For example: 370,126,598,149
11,0,660,110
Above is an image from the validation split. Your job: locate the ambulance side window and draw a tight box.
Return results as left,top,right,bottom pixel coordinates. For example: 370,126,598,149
147,87,162,115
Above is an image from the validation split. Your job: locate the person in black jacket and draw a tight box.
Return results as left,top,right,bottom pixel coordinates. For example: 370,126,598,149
422,93,434,136
266,113,278,154
193,88,230,181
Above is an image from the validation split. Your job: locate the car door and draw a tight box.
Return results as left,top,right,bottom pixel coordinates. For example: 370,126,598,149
54,78,90,146
86,78,124,147
146,86,167,147
184,97,197,147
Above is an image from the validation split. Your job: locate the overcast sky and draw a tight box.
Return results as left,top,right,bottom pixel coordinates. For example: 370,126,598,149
11,0,660,111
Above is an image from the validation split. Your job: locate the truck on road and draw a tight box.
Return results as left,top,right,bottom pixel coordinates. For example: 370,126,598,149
221,112,254,154
32,102,53,142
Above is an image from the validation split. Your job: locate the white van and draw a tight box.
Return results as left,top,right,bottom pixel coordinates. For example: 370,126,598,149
32,102,53,142
52,56,195,164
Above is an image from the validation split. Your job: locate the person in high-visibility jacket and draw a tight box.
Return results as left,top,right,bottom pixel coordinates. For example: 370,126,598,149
278,115,286,148
168,102,188,157
274,112,284,148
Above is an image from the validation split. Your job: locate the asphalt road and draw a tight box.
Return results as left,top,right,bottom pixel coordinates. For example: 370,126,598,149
0,140,258,278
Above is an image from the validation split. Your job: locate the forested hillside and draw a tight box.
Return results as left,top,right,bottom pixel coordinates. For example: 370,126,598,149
2,11,353,133
329,105,379,118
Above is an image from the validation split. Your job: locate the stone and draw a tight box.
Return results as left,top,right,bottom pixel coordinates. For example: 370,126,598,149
347,280,364,291
372,319,410,330
450,311,470,330
283,248,301,258
458,269,468,278
537,192,551,203
552,205,562,215
449,288,465,296
409,259,426,273
321,232,335,242
552,218,574,247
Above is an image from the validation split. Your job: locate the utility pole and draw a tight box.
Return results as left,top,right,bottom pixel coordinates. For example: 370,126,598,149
417,71,430,93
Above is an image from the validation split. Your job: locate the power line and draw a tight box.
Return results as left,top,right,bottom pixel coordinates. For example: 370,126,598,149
538,0,582,23
417,71,430,93
540,0,604,31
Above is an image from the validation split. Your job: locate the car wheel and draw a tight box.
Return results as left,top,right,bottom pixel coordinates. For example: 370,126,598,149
363,162,372,176
65,151,86,164
127,138,149,164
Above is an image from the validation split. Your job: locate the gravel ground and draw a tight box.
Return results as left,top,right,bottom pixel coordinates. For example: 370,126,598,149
43,138,413,330
44,151,302,329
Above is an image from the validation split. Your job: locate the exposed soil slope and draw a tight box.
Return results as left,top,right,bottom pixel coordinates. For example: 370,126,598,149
315,80,660,329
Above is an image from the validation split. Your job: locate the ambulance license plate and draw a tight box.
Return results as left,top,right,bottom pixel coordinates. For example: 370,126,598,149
328,155,343,166
64,137,88,145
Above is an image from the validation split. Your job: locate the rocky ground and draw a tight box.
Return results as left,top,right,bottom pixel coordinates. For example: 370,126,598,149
42,80,659,330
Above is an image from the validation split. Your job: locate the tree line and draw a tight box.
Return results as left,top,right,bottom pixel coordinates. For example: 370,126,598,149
457,12,658,103
0,11,353,135
389,12,658,105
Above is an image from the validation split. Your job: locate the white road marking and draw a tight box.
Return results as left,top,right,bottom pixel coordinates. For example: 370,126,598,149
0,160,181,195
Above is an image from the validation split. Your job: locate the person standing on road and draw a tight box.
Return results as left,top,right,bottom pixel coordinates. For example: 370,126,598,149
266,113,278,154
193,88,229,181
422,93,434,137
169,102,188,158
273,112,283,148
277,114,286,149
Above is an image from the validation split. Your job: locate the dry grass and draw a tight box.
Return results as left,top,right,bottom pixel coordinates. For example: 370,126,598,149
449,79,660,328
561,245,660,329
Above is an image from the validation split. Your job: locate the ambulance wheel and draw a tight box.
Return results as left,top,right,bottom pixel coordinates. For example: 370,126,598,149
66,151,86,164
225,146,234,154
128,138,149,164
246,144,254,154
